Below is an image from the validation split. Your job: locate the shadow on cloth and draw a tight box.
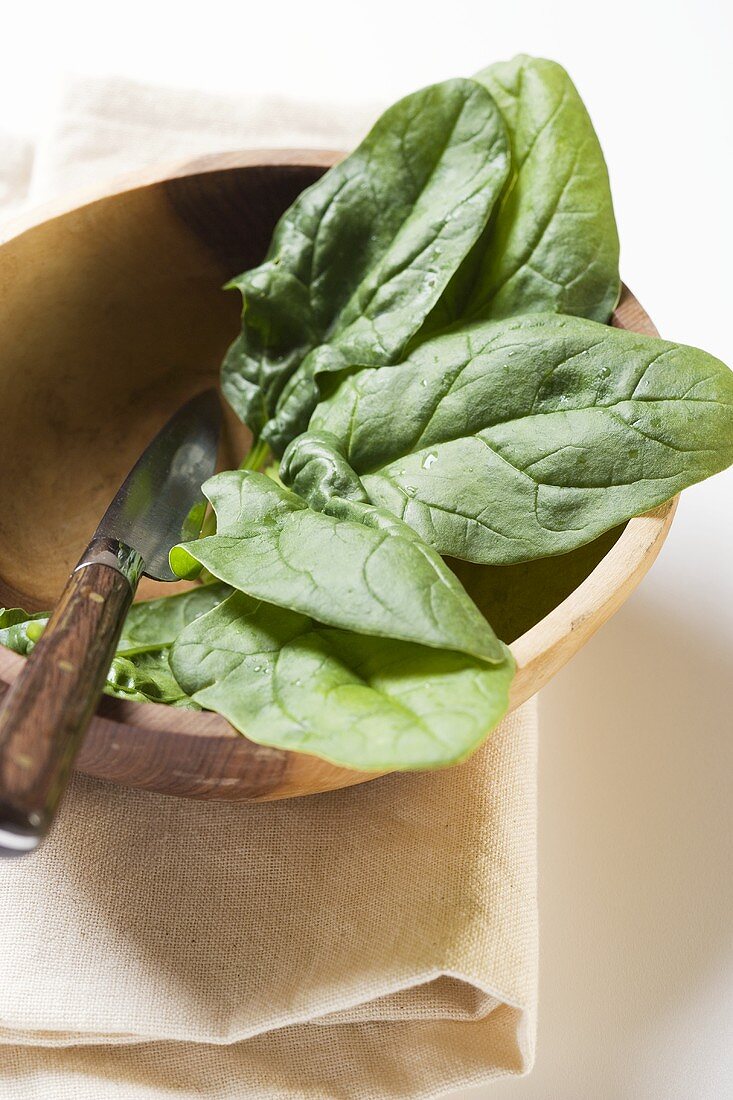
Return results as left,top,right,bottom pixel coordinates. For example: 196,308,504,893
485,591,733,1100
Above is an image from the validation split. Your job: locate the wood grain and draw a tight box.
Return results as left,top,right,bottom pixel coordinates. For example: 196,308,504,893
0,563,133,842
0,151,676,801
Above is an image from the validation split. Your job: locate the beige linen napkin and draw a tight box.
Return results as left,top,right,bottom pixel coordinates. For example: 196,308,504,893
0,133,33,211
0,78,538,1100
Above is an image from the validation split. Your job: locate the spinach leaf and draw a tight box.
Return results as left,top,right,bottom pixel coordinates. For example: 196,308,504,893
117,582,230,655
170,471,505,663
299,313,733,563
473,55,620,322
170,592,514,771
423,56,620,334
0,587,229,708
106,650,199,708
0,608,48,656
107,584,231,706
222,78,510,452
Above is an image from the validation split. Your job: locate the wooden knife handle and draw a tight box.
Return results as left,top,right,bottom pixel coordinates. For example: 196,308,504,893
0,557,135,855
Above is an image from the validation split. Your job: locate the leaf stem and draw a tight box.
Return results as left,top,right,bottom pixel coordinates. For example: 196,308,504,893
240,438,271,472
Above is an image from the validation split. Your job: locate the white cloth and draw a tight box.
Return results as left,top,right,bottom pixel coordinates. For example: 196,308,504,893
27,77,383,203
0,77,538,1100
0,132,33,211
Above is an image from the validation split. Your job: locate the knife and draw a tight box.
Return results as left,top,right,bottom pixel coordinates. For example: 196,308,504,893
0,389,222,856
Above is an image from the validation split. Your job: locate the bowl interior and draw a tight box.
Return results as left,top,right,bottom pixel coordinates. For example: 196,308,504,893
0,160,328,610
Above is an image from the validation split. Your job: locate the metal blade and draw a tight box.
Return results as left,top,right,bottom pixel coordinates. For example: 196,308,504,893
96,389,222,582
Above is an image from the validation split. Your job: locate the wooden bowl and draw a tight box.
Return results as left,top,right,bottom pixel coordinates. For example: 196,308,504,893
0,151,676,801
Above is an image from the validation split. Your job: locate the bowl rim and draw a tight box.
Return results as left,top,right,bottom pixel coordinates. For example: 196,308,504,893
0,150,677,796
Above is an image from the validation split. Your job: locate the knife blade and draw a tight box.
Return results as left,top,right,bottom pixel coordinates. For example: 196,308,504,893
95,388,221,582
0,389,222,855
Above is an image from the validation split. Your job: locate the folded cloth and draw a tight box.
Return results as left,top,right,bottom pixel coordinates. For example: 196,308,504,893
0,132,33,211
0,76,538,1100
27,76,383,202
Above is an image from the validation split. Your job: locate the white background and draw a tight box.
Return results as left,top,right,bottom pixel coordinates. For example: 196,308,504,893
3,2,731,1097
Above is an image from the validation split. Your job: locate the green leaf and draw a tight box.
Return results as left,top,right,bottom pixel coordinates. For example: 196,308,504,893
423,56,619,334
222,77,510,451
305,313,733,563
0,607,48,656
106,650,200,708
0,587,229,707
474,56,620,321
170,592,514,771
117,582,231,655
170,470,505,663
112,584,230,703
